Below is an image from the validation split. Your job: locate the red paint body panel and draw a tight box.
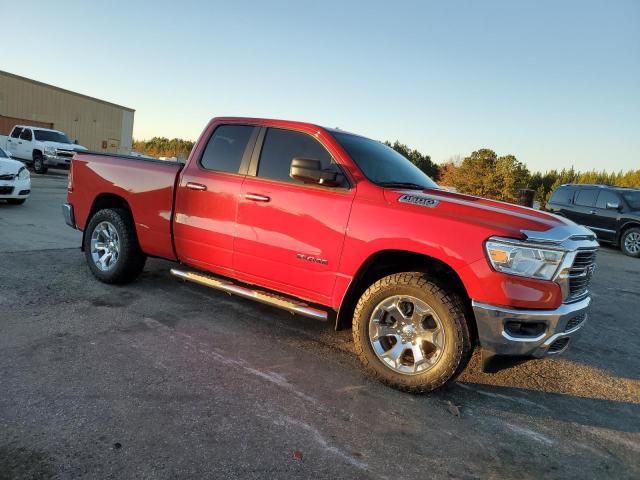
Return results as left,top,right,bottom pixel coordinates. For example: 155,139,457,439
173,169,244,274
234,176,354,305
68,116,574,313
68,154,180,260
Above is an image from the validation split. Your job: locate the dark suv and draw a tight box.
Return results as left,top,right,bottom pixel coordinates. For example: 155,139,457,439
546,184,640,257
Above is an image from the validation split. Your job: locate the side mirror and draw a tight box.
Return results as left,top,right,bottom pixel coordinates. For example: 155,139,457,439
606,202,620,210
290,158,343,186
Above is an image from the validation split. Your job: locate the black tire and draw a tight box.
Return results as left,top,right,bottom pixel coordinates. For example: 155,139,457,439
83,208,146,284
33,154,48,174
352,272,472,393
621,227,640,258
7,198,26,205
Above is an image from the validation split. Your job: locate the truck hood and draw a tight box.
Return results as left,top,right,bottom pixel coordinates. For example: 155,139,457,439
0,157,27,175
41,141,88,151
385,188,595,243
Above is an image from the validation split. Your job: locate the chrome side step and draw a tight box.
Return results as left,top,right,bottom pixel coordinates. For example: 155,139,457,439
170,268,328,321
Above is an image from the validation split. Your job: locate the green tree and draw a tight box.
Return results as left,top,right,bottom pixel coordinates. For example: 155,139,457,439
385,141,439,179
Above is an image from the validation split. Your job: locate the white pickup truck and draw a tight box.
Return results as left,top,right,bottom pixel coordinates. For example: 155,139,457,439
0,125,87,174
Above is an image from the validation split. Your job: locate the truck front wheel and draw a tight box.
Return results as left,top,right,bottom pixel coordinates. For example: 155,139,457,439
33,153,48,174
83,208,146,284
352,273,472,393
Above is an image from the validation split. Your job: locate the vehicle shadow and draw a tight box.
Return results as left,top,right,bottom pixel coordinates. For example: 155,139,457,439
446,380,640,434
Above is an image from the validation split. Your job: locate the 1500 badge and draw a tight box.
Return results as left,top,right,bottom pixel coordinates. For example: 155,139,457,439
398,194,440,208
297,253,328,265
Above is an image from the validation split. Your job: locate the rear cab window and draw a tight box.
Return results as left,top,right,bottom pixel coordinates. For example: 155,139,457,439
574,189,598,207
199,125,255,174
19,129,33,141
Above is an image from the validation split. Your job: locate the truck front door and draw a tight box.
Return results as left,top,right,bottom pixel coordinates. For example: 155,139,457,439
234,127,354,305
18,128,33,160
173,124,259,274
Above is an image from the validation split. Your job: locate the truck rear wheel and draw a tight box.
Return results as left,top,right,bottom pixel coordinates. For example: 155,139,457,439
83,208,146,284
352,272,472,393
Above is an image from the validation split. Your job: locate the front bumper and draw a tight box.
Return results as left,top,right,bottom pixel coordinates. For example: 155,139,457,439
44,153,73,167
472,296,590,358
62,203,76,228
0,179,31,199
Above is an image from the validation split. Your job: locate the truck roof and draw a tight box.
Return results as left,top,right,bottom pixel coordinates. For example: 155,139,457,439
14,125,65,134
210,116,360,137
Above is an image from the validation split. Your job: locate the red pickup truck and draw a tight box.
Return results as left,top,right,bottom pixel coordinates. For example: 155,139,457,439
63,117,598,392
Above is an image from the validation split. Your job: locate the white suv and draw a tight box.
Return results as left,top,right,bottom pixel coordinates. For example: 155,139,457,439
5,126,87,174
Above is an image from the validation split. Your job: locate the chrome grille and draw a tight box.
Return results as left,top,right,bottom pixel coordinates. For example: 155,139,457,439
0,173,16,180
568,249,597,301
57,150,75,158
0,186,14,194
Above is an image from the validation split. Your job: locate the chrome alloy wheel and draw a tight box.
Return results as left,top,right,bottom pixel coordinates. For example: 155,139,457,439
368,295,446,375
90,221,120,271
624,231,640,255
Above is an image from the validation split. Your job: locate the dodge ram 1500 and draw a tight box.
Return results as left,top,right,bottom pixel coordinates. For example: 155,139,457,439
63,117,598,392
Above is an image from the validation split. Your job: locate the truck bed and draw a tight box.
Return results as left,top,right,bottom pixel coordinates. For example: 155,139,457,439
69,152,183,260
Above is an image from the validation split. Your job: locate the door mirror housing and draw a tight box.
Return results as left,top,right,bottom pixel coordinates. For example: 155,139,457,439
606,202,620,210
290,158,343,187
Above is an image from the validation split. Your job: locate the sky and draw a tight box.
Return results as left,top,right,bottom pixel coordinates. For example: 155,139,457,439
2,0,639,172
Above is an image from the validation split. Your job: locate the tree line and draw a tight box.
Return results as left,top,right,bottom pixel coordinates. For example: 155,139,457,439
133,136,638,205
386,141,639,206
132,137,194,159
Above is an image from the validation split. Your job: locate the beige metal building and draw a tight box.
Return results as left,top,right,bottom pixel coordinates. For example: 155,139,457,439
0,70,134,153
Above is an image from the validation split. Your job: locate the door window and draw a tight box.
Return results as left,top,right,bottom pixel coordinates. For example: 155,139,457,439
595,190,620,209
574,189,598,207
549,187,574,205
10,127,23,138
19,129,33,141
257,128,333,184
200,125,255,173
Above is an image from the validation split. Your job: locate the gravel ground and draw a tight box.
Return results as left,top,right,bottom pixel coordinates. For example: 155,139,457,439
0,173,638,479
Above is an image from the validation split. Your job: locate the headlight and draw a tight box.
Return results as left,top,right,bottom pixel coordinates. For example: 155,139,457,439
485,238,566,281
44,145,56,155
17,167,30,180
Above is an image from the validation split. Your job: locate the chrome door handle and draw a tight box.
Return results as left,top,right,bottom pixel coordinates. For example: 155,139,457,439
244,193,270,202
589,210,596,214
186,182,207,191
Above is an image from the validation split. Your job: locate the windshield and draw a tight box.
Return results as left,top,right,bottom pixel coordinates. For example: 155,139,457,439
34,130,72,143
621,190,640,210
331,131,438,189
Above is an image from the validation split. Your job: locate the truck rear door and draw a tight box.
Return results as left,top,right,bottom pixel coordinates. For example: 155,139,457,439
173,124,259,273
233,127,354,304
6,127,23,158
570,188,599,230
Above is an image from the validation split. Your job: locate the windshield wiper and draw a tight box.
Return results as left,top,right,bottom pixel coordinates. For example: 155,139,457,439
378,182,427,190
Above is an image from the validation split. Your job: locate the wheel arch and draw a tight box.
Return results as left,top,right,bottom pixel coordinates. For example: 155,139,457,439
618,221,640,243
82,193,134,251
335,249,475,337
32,149,43,159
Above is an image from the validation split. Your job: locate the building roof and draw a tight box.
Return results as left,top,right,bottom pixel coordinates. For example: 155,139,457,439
0,70,135,112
